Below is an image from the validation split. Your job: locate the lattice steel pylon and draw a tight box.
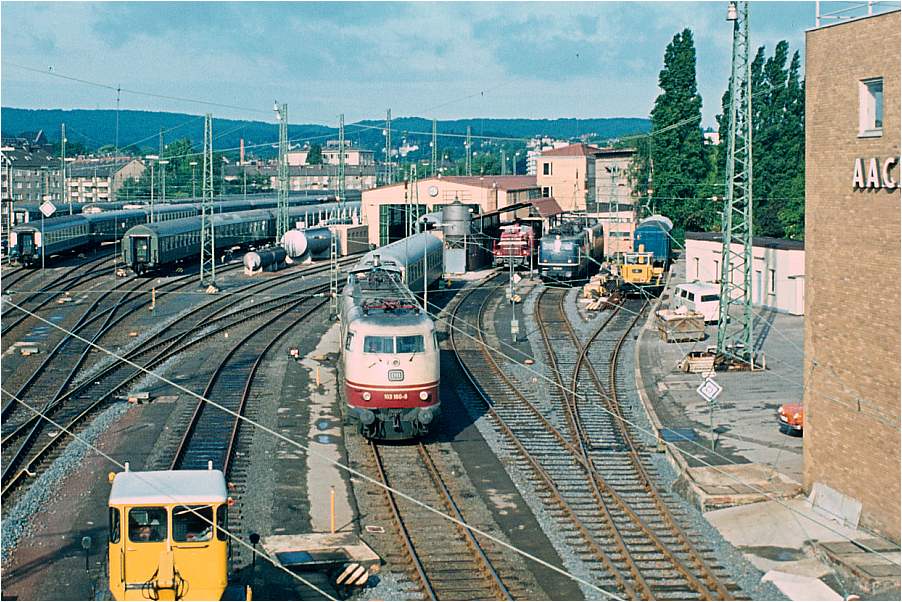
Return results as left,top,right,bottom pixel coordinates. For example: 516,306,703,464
200,113,216,287
384,108,392,184
337,113,346,205
465,126,472,176
716,0,755,368
431,118,438,176
275,102,289,242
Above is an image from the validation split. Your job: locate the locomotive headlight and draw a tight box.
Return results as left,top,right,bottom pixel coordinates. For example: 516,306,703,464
361,391,372,401
419,390,430,401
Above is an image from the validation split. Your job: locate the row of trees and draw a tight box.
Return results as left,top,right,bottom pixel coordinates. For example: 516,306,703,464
632,29,805,241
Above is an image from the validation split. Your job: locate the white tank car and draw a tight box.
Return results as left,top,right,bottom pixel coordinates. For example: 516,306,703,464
339,233,443,439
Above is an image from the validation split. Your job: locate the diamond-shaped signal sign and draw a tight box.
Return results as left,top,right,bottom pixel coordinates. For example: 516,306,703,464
39,200,57,218
696,377,723,404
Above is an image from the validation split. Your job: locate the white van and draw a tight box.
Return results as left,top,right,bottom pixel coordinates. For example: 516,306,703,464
672,282,721,322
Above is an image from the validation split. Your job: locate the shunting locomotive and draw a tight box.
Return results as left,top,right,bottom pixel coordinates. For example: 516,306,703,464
493,223,535,269
107,466,238,601
339,233,443,439
617,215,673,296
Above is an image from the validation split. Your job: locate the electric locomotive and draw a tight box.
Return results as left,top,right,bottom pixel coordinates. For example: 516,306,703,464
339,233,443,439
493,223,535,268
538,220,605,285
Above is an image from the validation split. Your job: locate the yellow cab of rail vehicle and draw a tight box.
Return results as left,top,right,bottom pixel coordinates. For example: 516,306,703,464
619,245,665,287
107,466,231,601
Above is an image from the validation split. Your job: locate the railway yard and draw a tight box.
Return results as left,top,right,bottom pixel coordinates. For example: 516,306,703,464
1,241,854,602
1,5,899,600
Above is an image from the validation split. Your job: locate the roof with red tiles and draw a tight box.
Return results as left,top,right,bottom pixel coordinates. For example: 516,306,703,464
539,143,604,157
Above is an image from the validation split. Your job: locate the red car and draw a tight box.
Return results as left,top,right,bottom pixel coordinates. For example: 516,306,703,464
778,403,804,435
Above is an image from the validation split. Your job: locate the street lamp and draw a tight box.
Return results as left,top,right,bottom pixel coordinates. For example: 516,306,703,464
145,155,159,222
513,151,520,176
189,161,198,199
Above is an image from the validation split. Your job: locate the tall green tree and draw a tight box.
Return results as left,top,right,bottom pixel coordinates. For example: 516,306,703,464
634,29,711,240
307,143,323,165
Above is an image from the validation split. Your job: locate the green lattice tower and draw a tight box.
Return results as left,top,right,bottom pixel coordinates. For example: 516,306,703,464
465,127,472,176
716,1,755,367
337,113,346,205
431,118,438,177
200,113,216,286
275,102,289,242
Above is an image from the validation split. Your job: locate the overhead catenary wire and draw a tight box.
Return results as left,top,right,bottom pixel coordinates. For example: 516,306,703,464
0,299,626,601
0,387,339,602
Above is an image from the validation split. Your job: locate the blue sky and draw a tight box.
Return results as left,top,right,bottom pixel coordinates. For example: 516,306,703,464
0,1,887,127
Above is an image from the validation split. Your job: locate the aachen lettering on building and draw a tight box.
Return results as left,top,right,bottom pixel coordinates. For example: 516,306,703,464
852,156,899,190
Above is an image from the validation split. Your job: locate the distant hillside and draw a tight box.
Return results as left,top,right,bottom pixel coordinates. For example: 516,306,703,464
1,108,650,158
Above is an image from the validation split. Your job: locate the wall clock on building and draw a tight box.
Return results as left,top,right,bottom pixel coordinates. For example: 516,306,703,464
428,185,439,197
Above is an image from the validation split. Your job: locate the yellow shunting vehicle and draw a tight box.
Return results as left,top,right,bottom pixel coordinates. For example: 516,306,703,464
617,245,666,295
108,467,234,601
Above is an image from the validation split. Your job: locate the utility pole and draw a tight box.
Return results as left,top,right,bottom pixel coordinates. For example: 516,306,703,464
409,164,419,237
716,0,755,368
384,108,392,184
337,113,346,206
275,102,289,242
158,128,164,201
61,123,71,215
465,126,472,176
190,161,198,199
501,148,506,176
200,113,216,288
431,119,438,177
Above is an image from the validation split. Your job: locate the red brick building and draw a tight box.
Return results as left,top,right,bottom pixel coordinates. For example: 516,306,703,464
804,10,900,541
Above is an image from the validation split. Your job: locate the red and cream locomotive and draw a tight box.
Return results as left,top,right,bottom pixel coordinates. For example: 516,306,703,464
339,233,443,439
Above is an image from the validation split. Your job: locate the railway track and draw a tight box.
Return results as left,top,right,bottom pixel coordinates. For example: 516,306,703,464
1,251,118,339
366,439,528,601
450,275,741,600
0,256,360,503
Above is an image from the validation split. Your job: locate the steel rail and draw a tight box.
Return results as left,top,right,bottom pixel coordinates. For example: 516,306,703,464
448,273,638,599
415,443,514,601
369,441,437,600
535,288,654,599
0,260,355,501
170,295,329,472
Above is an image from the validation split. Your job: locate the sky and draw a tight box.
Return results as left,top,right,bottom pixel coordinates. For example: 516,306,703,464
0,1,889,128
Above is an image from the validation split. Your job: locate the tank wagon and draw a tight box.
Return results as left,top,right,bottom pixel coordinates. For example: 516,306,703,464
538,220,605,285
121,201,360,275
340,232,443,439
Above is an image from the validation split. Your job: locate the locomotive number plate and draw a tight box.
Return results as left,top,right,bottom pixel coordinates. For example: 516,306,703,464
385,393,409,400
388,369,405,382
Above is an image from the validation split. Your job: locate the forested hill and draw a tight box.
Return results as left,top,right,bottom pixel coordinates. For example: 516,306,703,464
1,108,650,156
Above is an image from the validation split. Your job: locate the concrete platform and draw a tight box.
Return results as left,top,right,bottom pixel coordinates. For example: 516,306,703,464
676,463,803,511
262,531,381,573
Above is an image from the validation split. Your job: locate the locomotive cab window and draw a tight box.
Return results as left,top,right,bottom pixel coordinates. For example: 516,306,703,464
128,507,167,543
396,335,425,354
216,504,228,541
173,505,214,542
364,336,394,353
109,507,120,543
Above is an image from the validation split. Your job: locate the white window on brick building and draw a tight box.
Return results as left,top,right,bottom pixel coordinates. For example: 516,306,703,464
543,162,552,175
859,77,883,137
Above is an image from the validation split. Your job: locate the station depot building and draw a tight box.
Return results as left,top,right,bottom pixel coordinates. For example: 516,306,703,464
361,175,551,247
804,10,900,541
